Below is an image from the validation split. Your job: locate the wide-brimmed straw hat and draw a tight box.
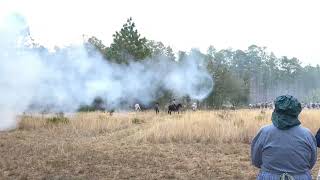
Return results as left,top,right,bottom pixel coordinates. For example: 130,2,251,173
271,95,301,130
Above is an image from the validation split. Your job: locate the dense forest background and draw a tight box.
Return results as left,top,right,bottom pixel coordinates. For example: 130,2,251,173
31,18,320,109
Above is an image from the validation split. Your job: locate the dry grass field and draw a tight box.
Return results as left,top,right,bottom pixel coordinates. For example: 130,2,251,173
1,109,320,179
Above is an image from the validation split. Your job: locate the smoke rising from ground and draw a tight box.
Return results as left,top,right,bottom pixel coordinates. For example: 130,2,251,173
0,14,214,131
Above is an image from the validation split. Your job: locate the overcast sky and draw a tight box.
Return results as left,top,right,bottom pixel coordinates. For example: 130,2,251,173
1,0,319,65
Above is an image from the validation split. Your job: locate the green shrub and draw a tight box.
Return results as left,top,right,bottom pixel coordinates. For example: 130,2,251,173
255,115,265,121
78,105,95,112
46,116,69,125
77,97,105,112
132,118,144,124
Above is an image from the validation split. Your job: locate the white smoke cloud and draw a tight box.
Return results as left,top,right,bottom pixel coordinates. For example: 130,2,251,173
0,13,214,131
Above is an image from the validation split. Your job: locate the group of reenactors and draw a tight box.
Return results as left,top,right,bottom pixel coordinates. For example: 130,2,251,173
249,102,274,109
303,102,320,109
133,99,198,113
249,102,320,110
135,100,320,112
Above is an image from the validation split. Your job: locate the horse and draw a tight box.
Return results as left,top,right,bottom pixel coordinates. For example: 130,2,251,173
168,103,182,115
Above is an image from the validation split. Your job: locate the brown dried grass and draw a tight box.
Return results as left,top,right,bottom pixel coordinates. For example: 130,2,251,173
1,109,319,179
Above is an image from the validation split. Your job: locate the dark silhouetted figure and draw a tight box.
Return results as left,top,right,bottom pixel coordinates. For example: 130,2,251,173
109,109,115,116
168,103,182,115
154,103,160,114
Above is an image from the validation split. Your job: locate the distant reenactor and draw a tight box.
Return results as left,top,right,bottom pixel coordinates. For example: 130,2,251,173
192,102,197,111
307,103,311,109
109,109,115,116
134,103,141,111
154,102,160,114
172,99,176,106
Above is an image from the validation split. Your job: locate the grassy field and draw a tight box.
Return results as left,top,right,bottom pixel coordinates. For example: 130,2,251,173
1,110,320,179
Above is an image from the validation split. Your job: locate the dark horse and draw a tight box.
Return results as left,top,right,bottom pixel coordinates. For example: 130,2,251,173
168,103,182,115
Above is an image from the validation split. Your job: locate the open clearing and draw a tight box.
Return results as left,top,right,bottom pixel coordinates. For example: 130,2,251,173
1,110,320,179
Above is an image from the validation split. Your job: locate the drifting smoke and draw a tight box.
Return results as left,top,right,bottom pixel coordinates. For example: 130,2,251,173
0,14,214,131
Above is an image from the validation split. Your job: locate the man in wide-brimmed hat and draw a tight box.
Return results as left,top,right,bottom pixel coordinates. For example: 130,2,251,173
251,95,317,180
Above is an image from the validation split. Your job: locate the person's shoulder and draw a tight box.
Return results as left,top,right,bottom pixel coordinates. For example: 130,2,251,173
286,126,315,141
294,125,313,135
258,124,277,134
260,124,276,131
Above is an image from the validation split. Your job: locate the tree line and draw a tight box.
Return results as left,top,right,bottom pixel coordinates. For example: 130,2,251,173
31,18,320,109
84,18,320,109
